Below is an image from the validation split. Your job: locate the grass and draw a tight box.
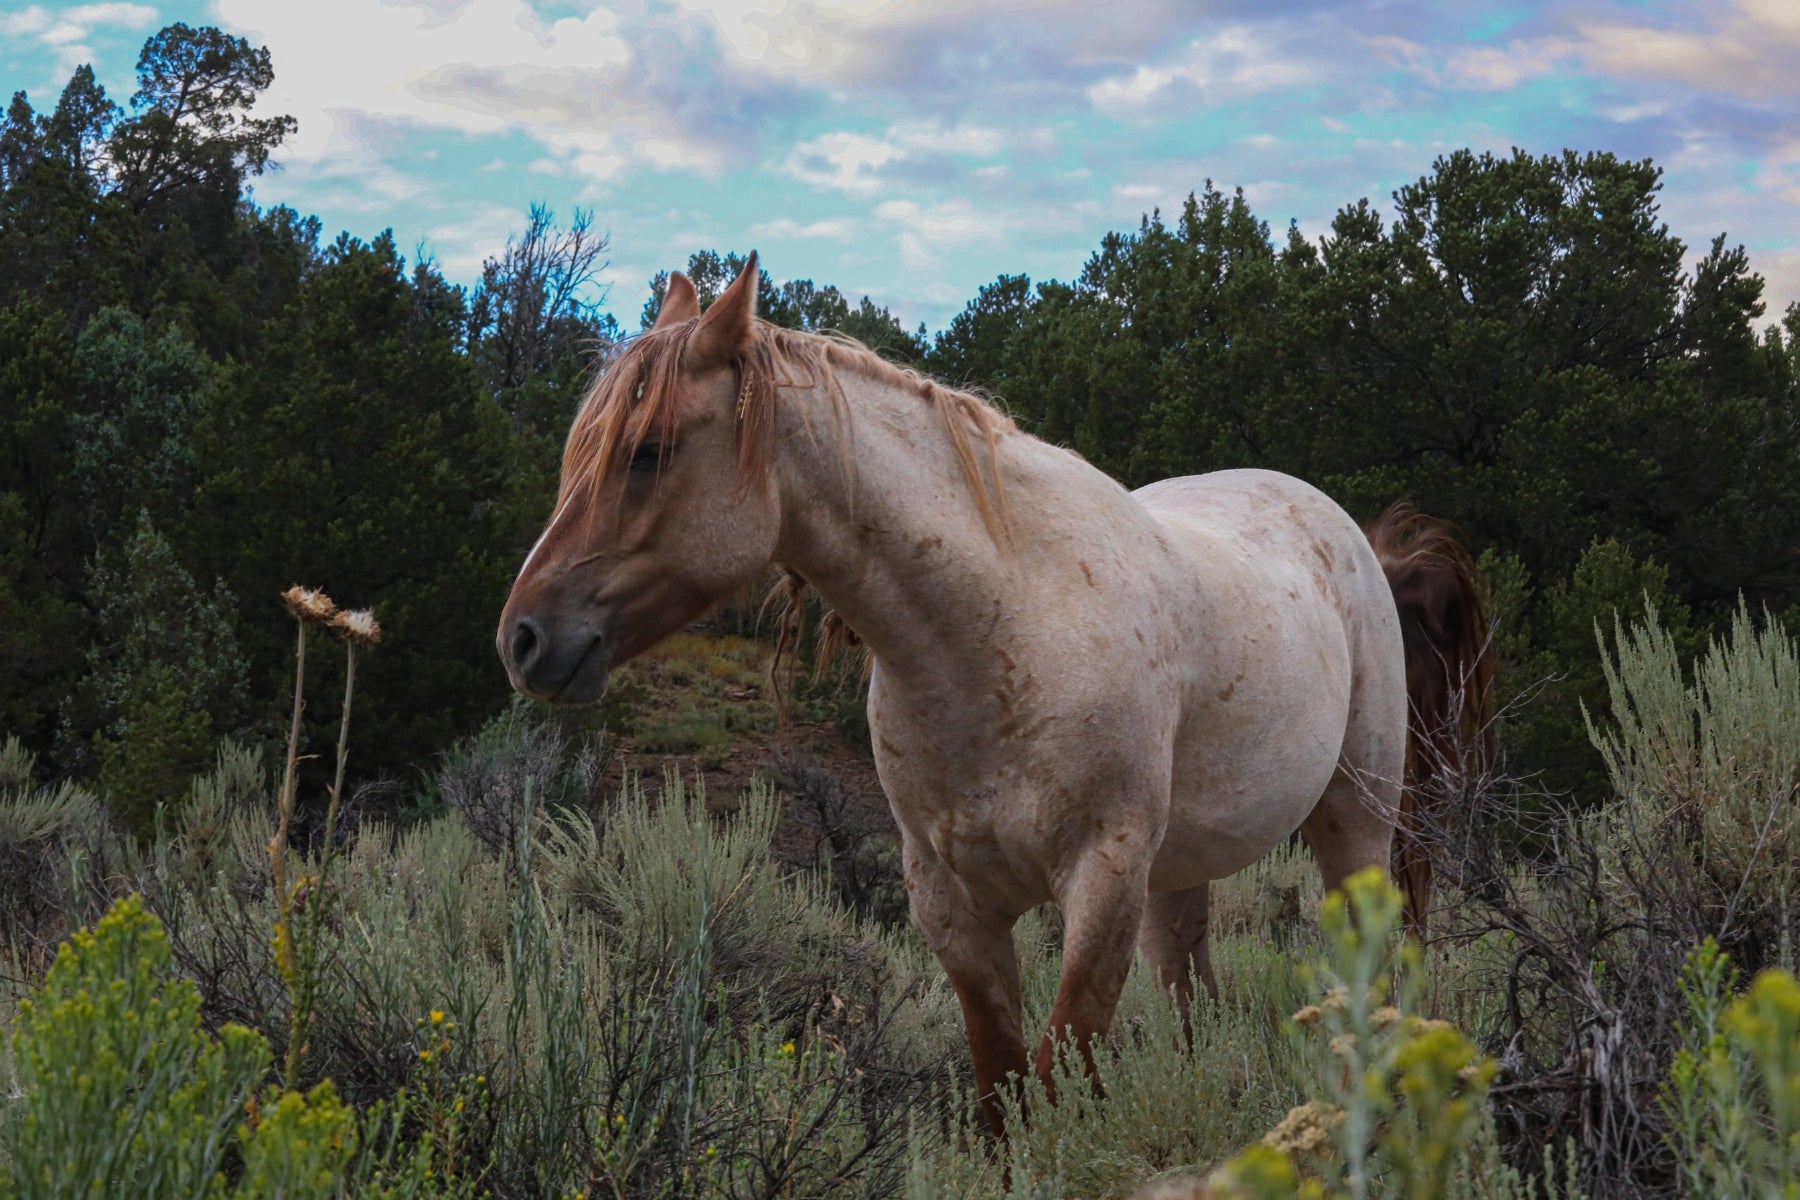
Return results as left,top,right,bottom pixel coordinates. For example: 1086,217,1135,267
598,632,778,767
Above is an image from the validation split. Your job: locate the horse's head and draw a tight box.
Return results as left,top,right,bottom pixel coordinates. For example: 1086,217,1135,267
498,254,778,702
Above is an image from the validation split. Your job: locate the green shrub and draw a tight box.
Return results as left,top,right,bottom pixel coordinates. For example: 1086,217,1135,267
2,895,480,1199
0,740,119,958
1662,940,1800,1199
1590,600,1799,965
5,894,267,1199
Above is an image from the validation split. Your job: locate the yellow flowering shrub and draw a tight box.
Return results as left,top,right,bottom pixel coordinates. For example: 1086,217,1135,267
2,896,476,1199
1206,869,1497,1200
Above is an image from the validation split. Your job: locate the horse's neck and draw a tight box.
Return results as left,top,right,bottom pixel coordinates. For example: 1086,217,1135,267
770,368,1103,689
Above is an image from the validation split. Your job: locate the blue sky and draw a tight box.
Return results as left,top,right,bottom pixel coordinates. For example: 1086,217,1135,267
3,0,1797,334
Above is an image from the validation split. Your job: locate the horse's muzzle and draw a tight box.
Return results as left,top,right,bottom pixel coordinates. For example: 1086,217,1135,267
498,613,611,703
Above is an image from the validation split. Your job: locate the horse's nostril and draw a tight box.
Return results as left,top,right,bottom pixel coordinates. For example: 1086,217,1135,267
510,616,544,672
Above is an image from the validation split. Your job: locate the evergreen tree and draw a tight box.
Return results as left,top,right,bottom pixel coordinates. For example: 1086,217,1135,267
189,231,513,778
70,512,248,832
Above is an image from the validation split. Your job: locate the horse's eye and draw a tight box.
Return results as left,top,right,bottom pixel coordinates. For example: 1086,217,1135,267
628,442,670,474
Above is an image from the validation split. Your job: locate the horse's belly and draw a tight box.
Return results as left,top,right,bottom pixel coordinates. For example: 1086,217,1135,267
1152,725,1343,890
1149,607,1356,891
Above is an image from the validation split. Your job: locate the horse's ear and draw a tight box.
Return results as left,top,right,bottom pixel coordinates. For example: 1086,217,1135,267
687,250,757,372
654,272,700,328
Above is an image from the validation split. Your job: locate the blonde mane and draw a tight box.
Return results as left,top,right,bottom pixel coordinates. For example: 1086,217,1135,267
561,319,1017,546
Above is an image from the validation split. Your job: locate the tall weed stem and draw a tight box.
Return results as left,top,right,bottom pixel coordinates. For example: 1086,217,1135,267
272,616,306,1085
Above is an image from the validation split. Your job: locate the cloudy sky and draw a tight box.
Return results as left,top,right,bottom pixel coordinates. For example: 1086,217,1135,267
3,0,1797,333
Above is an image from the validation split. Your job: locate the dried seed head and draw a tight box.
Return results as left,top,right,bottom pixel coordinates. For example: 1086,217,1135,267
1292,1004,1324,1027
282,586,339,626
1372,1005,1402,1031
1262,1101,1344,1154
332,608,382,647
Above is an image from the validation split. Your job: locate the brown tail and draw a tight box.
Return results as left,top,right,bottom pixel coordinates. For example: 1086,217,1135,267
1364,503,1496,937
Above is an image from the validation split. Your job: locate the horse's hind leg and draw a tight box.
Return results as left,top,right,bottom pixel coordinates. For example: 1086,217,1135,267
1302,641,1406,894
903,839,1028,1133
1138,883,1217,1020
1300,763,1401,894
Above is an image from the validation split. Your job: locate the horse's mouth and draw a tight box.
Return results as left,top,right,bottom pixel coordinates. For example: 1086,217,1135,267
547,636,612,705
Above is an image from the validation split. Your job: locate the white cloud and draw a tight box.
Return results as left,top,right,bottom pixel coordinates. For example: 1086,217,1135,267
213,0,733,192
1442,37,1572,90
1,2,157,74
782,130,907,195
1089,26,1314,112
1381,1,1800,99
1575,0,1800,98
679,0,1179,89
0,3,157,36
421,203,524,278
749,216,858,241
875,197,1006,268
781,121,1008,195
891,122,1008,157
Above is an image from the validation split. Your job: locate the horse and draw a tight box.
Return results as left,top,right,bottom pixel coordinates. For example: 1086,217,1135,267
498,254,1493,1129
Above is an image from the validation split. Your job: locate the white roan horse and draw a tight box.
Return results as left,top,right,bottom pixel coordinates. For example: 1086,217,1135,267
499,255,1491,1128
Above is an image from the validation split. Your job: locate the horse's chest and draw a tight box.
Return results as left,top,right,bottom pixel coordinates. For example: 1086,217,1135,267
869,685,1164,908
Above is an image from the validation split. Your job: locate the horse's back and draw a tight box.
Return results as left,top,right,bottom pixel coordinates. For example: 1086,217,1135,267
1133,468,1394,621
1135,469,1357,552
1129,469,1407,888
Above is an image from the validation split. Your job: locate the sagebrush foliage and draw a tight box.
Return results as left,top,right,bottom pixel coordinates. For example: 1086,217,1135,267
3,701,1800,1197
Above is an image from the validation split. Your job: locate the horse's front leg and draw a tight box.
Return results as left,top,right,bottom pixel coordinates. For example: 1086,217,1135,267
1034,831,1156,1093
903,837,1028,1134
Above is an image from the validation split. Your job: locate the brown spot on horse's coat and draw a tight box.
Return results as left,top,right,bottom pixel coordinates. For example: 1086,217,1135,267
878,736,906,758
914,535,943,557
1079,560,1097,588
1218,679,1236,703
